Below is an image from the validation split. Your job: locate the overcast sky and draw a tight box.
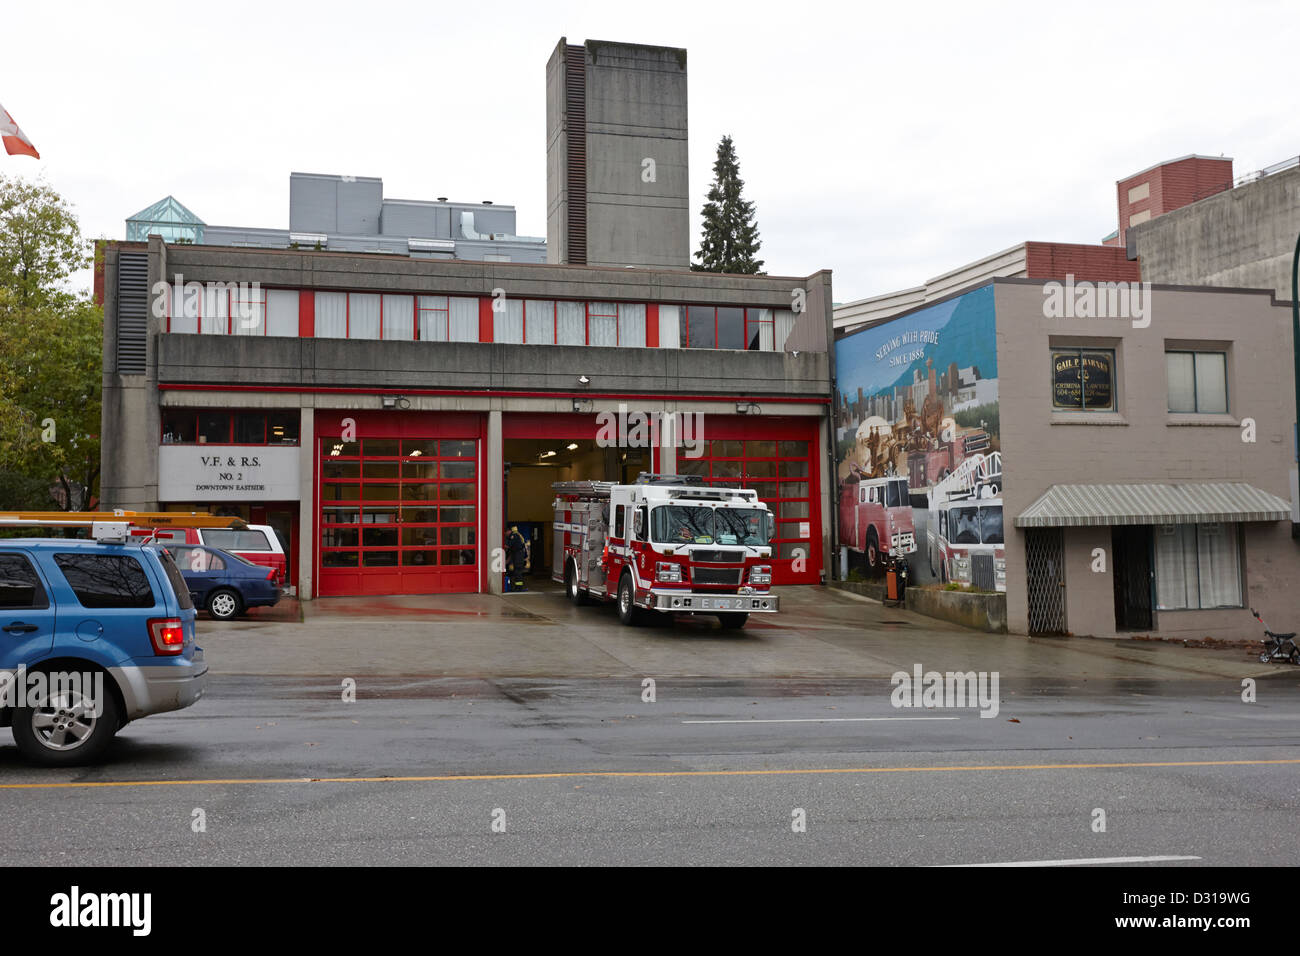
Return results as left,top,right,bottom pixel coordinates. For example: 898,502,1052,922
5,0,1296,303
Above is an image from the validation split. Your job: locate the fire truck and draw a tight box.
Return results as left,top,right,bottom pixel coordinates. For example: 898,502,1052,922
552,474,779,628
925,452,1006,592
837,474,916,572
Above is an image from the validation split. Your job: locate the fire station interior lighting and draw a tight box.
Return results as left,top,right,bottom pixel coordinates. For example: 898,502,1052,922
566,443,579,451
330,443,344,456
578,375,590,385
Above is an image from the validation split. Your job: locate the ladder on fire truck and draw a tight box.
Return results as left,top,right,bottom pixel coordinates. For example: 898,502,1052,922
928,451,1002,508
0,510,246,530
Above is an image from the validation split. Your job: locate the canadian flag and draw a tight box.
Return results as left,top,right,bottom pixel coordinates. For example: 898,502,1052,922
0,103,40,159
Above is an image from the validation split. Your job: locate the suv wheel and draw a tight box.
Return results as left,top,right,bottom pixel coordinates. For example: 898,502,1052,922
208,588,242,621
12,671,121,766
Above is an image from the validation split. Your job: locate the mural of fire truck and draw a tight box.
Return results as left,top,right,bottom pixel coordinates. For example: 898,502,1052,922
838,474,916,572
926,451,1006,592
552,474,779,629
907,429,992,488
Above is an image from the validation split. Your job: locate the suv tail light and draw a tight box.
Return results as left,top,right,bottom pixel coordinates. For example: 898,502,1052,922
148,617,185,656
267,568,277,581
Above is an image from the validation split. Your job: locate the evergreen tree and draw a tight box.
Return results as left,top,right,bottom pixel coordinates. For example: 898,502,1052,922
693,135,764,274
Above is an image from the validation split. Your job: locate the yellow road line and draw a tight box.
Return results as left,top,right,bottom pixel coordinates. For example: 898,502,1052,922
3,757,1299,790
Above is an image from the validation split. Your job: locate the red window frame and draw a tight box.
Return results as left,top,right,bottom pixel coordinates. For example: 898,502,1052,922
159,408,302,446
680,306,773,350
418,296,451,341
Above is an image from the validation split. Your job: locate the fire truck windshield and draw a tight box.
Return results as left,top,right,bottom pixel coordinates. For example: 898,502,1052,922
950,505,1004,545
651,506,771,546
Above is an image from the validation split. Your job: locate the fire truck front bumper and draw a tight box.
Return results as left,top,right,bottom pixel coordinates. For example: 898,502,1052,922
648,589,779,613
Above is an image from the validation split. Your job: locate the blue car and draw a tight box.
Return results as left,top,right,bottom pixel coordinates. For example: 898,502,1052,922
153,544,281,621
0,530,207,765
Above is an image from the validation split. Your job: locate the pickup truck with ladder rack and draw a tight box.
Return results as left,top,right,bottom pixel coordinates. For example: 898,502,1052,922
553,474,779,628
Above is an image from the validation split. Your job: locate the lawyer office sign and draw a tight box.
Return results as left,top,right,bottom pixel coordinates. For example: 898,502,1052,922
158,445,300,502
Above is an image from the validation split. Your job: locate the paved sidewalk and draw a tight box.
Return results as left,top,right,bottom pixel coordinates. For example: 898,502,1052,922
197,585,1285,681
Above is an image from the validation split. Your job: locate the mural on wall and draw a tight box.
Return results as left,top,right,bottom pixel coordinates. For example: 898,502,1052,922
834,284,1005,588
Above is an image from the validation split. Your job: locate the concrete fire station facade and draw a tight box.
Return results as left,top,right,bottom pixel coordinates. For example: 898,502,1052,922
99,237,835,599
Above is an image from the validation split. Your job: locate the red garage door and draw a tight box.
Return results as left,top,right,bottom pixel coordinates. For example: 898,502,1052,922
316,412,483,596
675,416,822,585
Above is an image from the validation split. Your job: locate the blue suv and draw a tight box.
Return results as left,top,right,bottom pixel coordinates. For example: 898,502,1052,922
0,532,207,765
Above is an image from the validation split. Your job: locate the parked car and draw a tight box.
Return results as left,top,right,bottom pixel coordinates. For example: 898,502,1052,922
0,532,207,765
129,524,287,586
151,544,282,621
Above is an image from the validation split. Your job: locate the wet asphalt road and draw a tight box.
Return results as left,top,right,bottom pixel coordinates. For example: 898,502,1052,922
2,673,1299,866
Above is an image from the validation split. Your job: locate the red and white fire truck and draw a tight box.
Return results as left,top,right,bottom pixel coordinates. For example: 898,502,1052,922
552,474,779,628
838,474,916,571
926,451,1006,591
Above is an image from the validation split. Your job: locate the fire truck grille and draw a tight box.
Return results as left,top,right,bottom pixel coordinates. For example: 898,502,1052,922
692,567,742,586
691,550,743,564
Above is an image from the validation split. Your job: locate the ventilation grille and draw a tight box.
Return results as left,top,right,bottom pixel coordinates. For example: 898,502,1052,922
564,44,587,265
971,553,996,593
115,251,149,374
692,567,742,586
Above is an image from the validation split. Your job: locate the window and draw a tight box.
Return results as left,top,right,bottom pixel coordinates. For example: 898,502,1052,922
557,301,585,345
170,547,226,572
198,411,230,444
588,302,618,347
418,296,480,342
1167,351,1228,414
747,309,774,350
495,298,524,344
231,284,266,336
0,553,48,609
266,289,299,337
202,530,271,552
54,553,156,608
613,505,625,539
166,282,295,336
161,410,299,446
1051,348,1115,411
526,300,556,344
234,412,267,444
154,549,195,610
680,306,793,351
618,303,646,348
382,295,415,341
1155,523,1242,609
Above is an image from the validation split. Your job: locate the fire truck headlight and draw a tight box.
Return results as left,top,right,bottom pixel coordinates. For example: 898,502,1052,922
750,565,772,585
656,562,682,583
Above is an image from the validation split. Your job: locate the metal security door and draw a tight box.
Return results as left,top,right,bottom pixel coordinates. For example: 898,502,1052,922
1026,528,1067,635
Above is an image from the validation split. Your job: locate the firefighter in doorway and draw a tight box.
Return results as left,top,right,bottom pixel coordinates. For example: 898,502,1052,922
506,526,529,592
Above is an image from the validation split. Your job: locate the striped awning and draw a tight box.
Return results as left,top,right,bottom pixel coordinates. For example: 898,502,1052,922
1015,482,1292,528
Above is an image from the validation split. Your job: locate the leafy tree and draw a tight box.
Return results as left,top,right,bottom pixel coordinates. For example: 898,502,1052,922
0,175,89,311
0,176,100,510
693,135,764,274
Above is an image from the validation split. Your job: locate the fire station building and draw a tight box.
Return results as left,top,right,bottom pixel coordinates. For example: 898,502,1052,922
98,238,833,598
